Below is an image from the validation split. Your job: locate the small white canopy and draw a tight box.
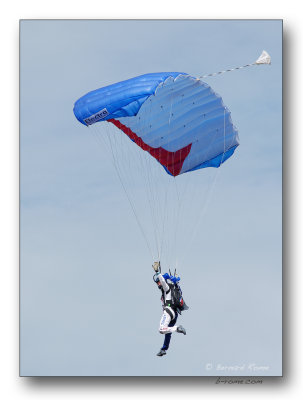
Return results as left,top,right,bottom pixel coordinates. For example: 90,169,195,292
255,50,271,65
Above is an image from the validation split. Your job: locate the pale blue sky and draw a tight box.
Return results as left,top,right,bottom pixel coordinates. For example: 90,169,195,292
20,20,282,376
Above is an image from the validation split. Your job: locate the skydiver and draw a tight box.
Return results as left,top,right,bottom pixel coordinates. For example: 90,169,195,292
152,261,187,357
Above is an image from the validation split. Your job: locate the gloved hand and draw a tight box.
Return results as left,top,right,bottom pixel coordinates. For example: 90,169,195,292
162,273,170,280
152,261,160,272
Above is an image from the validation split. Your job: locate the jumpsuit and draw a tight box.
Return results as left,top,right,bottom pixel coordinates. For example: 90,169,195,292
157,273,179,350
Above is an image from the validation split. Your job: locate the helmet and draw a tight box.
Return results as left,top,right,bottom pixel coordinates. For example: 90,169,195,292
153,273,164,290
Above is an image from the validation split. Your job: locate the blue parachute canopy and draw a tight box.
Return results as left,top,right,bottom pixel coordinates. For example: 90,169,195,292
73,72,239,176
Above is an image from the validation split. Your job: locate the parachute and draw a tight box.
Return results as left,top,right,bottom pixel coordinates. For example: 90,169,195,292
74,73,239,177
73,72,240,267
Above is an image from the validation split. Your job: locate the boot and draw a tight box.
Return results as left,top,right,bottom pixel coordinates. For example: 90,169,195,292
177,325,186,335
157,349,167,356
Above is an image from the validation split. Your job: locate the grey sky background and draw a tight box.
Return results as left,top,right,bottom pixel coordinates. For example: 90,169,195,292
20,20,282,376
